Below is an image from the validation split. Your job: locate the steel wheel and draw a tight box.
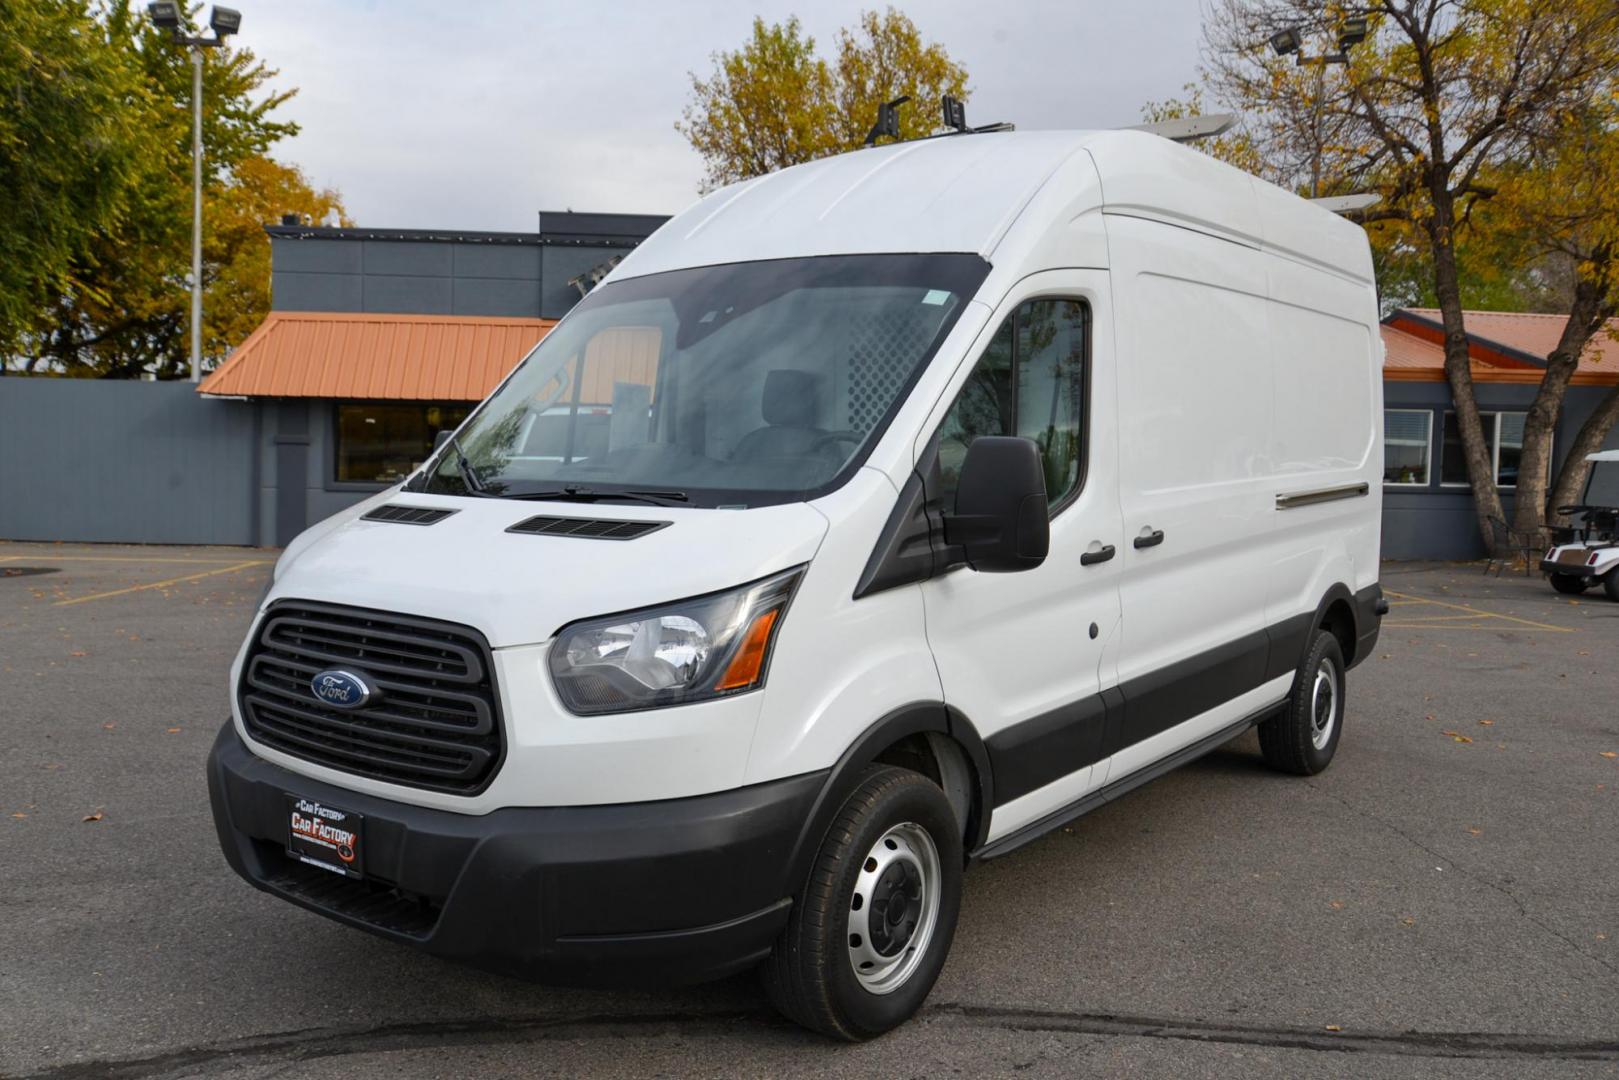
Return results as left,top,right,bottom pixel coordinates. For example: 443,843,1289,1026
1309,656,1339,750
846,821,941,995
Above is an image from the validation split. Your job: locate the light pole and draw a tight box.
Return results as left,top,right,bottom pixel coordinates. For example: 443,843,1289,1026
1268,17,1369,198
146,2,243,383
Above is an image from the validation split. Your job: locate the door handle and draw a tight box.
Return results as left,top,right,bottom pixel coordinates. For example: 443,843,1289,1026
1133,528,1165,549
1080,543,1116,566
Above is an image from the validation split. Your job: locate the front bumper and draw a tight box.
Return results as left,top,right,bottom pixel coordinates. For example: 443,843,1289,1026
207,725,824,987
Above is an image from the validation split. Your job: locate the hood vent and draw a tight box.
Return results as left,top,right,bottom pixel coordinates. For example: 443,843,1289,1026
507,515,670,541
362,505,458,526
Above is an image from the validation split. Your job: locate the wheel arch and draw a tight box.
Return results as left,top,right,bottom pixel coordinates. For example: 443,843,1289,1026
784,704,993,897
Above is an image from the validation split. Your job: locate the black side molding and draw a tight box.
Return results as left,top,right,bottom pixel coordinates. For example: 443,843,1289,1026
974,704,1282,862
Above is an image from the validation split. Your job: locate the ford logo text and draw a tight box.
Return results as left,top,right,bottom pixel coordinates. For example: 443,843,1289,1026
310,669,375,710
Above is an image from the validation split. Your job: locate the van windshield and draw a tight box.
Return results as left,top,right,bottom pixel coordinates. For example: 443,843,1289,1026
418,253,989,507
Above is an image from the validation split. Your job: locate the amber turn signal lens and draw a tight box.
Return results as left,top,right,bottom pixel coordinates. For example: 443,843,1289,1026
715,608,781,691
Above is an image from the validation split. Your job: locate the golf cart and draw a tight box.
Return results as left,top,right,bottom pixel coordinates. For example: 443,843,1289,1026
1541,450,1619,598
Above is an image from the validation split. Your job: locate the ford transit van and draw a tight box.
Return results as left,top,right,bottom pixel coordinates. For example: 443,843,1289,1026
208,128,1385,1040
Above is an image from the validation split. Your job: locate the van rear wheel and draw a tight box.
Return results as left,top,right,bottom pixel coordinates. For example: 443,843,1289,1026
761,765,963,1041
1258,630,1345,775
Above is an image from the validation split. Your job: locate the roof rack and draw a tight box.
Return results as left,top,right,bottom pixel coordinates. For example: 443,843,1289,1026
862,94,1015,149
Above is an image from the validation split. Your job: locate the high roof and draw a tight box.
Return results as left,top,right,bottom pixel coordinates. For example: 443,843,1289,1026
614,129,1373,285
197,312,553,400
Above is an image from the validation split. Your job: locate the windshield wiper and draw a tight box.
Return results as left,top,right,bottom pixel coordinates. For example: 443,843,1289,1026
508,485,690,508
446,438,489,497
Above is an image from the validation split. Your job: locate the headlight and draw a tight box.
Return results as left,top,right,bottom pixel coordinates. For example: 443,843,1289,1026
548,567,804,715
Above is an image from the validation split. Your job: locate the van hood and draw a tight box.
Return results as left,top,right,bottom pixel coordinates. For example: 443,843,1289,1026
266,496,829,648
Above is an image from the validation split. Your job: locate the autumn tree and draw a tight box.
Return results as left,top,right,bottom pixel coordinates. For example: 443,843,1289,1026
678,8,969,192
1198,0,1619,548
1513,97,1619,523
0,0,152,357
5,1,337,378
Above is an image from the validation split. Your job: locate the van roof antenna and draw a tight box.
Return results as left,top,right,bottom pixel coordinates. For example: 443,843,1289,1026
864,96,910,146
1126,114,1238,143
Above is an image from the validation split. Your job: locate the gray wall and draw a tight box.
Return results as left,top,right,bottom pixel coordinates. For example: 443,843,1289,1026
1382,381,1619,560
267,216,667,320
0,380,257,545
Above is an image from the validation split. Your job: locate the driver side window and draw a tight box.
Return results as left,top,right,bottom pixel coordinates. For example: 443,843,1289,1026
934,298,1089,513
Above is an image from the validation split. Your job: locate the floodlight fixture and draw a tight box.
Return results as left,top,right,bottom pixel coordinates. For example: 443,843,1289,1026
1269,27,1302,56
1338,16,1369,51
210,6,242,36
147,1,181,30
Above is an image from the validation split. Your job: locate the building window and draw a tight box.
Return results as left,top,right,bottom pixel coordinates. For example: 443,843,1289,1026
335,402,471,484
1383,409,1432,486
934,298,1088,512
1440,410,1529,488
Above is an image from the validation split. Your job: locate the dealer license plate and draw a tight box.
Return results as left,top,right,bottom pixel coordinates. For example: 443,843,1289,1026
285,795,364,879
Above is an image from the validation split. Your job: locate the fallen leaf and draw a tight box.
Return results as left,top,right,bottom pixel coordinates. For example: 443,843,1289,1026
102,721,117,731
1325,1024,1343,1033
69,650,86,658
1478,719,1494,726
11,812,26,820
1401,916,1416,927
1602,752,1618,760
1468,827,1482,836
1441,730,1474,743
82,809,104,823
165,726,182,734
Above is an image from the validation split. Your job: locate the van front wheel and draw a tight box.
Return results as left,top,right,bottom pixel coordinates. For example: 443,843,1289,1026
1258,630,1345,775
761,765,963,1041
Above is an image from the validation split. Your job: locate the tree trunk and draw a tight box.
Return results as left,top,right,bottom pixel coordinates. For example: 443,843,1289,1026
1512,276,1609,540
1550,381,1619,513
1429,203,1505,551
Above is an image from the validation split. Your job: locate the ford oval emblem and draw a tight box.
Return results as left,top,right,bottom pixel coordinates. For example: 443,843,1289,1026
310,669,375,710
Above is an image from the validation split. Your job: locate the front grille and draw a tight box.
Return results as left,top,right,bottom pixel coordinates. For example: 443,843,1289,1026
239,602,503,794
507,514,670,540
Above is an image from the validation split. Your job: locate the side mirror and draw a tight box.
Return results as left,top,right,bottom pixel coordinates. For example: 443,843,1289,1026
944,436,1049,572
433,429,453,451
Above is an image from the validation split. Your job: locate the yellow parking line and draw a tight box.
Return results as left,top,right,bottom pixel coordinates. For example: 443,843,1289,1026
3,555,272,565
53,561,267,607
1382,623,1572,632
1382,589,1572,633
1384,613,1498,623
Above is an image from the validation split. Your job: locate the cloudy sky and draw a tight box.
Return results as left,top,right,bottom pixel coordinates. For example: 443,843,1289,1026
243,0,1207,231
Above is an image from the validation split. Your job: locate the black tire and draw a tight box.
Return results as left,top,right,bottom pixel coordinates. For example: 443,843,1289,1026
1550,574,1589,595
1604,572,1619,602
761,765,963,1041
1258,630,1346,776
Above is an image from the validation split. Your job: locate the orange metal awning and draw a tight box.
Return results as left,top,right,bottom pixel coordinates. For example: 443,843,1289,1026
198,311,556,401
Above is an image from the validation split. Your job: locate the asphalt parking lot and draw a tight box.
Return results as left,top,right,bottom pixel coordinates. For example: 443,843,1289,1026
2,543,1616,1079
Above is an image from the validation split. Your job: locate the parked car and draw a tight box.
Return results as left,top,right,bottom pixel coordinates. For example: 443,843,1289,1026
208,128,1386,1040
1541,450,1619,598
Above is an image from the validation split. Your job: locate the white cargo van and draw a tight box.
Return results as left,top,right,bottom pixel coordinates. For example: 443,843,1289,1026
209,128,1385,1040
